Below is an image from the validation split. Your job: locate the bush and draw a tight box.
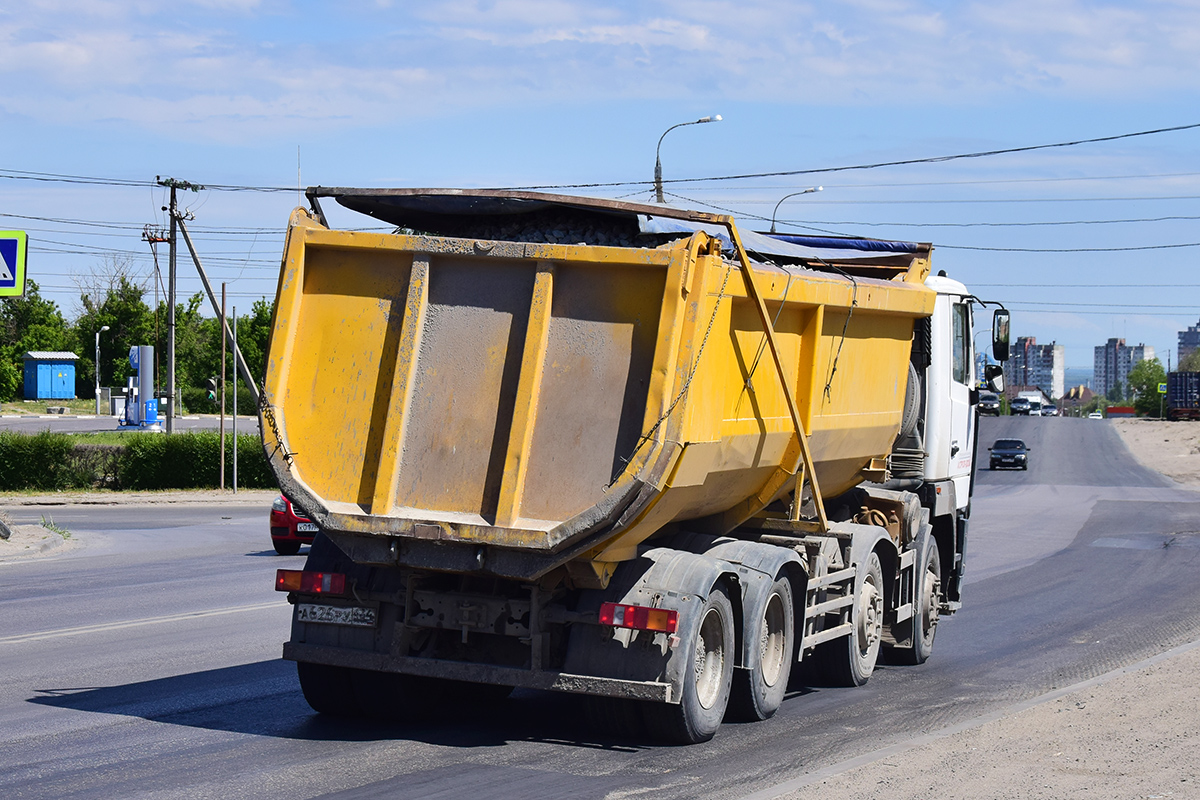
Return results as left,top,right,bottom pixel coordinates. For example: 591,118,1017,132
0,361,19,403
180,385,257,416
0,431,276,491
120,431,276,490
0,430,89,490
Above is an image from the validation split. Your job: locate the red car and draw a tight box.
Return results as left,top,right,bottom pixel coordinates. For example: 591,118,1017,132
270,495,318,555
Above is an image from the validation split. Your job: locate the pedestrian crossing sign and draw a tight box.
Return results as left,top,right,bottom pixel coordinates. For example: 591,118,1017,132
0,231,28,298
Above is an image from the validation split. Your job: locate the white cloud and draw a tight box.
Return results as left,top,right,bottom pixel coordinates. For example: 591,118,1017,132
1,0,1198,142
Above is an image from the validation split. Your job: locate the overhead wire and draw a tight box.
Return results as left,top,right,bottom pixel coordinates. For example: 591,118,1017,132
3,121,1199,193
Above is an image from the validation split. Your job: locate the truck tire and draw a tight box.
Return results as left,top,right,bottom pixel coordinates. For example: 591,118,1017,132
297,661,361,717
728,576,795,721
273,539,302,555
643,584,735,744
350,669,447,722
886,537,940,666
583,696,647,740
898,361,921,442
814,551,884,687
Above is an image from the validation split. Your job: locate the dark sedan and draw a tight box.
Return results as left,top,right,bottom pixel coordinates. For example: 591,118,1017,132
989,438,1031,470
979,393,1001,415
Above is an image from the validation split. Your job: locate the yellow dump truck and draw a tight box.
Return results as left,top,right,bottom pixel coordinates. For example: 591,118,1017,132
266,188,1009,743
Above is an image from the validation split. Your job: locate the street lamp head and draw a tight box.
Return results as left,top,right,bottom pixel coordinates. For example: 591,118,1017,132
100,325,110,333
770,186,825,233
655,114,724,203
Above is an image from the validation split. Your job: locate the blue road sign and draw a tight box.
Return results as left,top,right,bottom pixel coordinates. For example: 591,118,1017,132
0,231,28,298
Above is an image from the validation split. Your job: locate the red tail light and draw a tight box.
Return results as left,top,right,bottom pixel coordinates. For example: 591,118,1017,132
599,602,678,633
275,569,346,595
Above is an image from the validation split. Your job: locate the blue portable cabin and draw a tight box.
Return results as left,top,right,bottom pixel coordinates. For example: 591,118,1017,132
22,351,79,400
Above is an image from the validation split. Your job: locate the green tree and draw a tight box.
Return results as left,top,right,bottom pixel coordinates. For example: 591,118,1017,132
75,276,155,397
1127,358,1167,417
1106,379,1124,404
1180,349,1200,372
1081,395,1107,416
232,298,274,386
0,280,73,400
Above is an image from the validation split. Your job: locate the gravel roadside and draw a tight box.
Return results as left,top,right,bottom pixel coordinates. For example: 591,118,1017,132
771,420,1200,800
0,489,276,561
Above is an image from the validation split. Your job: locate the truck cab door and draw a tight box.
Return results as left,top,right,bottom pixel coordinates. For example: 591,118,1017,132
947,301,974,484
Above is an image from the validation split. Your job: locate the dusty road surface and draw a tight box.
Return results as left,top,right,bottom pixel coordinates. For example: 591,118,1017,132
776,418,1200,800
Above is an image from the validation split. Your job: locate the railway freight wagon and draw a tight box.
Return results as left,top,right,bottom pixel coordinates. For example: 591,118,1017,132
1167,371,1200,421
263,189,1008,743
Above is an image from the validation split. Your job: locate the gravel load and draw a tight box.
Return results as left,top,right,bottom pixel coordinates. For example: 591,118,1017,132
403,207,684,249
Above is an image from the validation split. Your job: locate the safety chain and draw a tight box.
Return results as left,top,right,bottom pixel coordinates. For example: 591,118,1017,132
608,260,735,487
258,388,296,466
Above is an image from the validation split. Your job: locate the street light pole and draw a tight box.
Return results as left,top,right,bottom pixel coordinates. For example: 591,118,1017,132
973,328,993,387
654,115,722,203
769,186,823,233
94,325,110,415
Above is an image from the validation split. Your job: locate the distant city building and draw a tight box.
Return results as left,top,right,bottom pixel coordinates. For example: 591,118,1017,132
1093,338,1155,398
1003,336,1065,400
1179,318,1200,366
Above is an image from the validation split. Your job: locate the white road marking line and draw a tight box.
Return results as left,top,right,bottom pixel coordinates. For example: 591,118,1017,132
0,601,287,644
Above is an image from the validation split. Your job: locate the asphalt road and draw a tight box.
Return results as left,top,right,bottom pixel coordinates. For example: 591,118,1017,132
2,416,1198,799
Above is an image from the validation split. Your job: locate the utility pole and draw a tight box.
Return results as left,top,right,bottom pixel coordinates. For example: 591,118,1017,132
232,305,238,494
142,225,168,399
220,283,227,490
156,177,204,433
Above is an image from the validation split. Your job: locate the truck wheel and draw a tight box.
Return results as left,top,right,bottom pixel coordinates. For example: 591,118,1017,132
729,576,795,721
351,669,447,722
273,539,302,555
583,696,647,740
888,538,941,666
816,551,884,687
297,661,361,716
644,584,735,744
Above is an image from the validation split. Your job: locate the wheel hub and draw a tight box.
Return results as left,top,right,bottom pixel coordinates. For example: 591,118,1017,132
857,580,883,653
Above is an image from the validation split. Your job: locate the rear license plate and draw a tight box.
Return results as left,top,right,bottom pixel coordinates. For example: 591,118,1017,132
296,522,319,532
296,603,377,627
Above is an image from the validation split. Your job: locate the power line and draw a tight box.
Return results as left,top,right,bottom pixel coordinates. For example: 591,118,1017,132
774,195,1200,205
938,242,1200,253
507,121,1200,190
998,300,1200,309
689,171,1200,192
983,282,1200,291
1008,308,1194,317
5,121,1200,193
774,214,1200,229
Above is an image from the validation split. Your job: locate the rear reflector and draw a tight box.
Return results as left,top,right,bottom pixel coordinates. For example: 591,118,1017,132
599,601,678,633
275,569,346,595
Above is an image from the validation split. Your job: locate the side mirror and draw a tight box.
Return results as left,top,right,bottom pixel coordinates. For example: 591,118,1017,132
992,309,1010,362
985,363,1005,394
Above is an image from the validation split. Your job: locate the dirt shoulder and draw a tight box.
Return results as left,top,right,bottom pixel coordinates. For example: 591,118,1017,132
0,489,276,562
1111,418,1200,489
0,488,276,507
780,642,1200,800
773,420,1200,800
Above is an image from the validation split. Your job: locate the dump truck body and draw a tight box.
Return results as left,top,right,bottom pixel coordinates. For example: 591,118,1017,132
266,189,1007,742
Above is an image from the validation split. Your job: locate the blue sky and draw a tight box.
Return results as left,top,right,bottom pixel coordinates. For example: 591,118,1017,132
3,0,1199,373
